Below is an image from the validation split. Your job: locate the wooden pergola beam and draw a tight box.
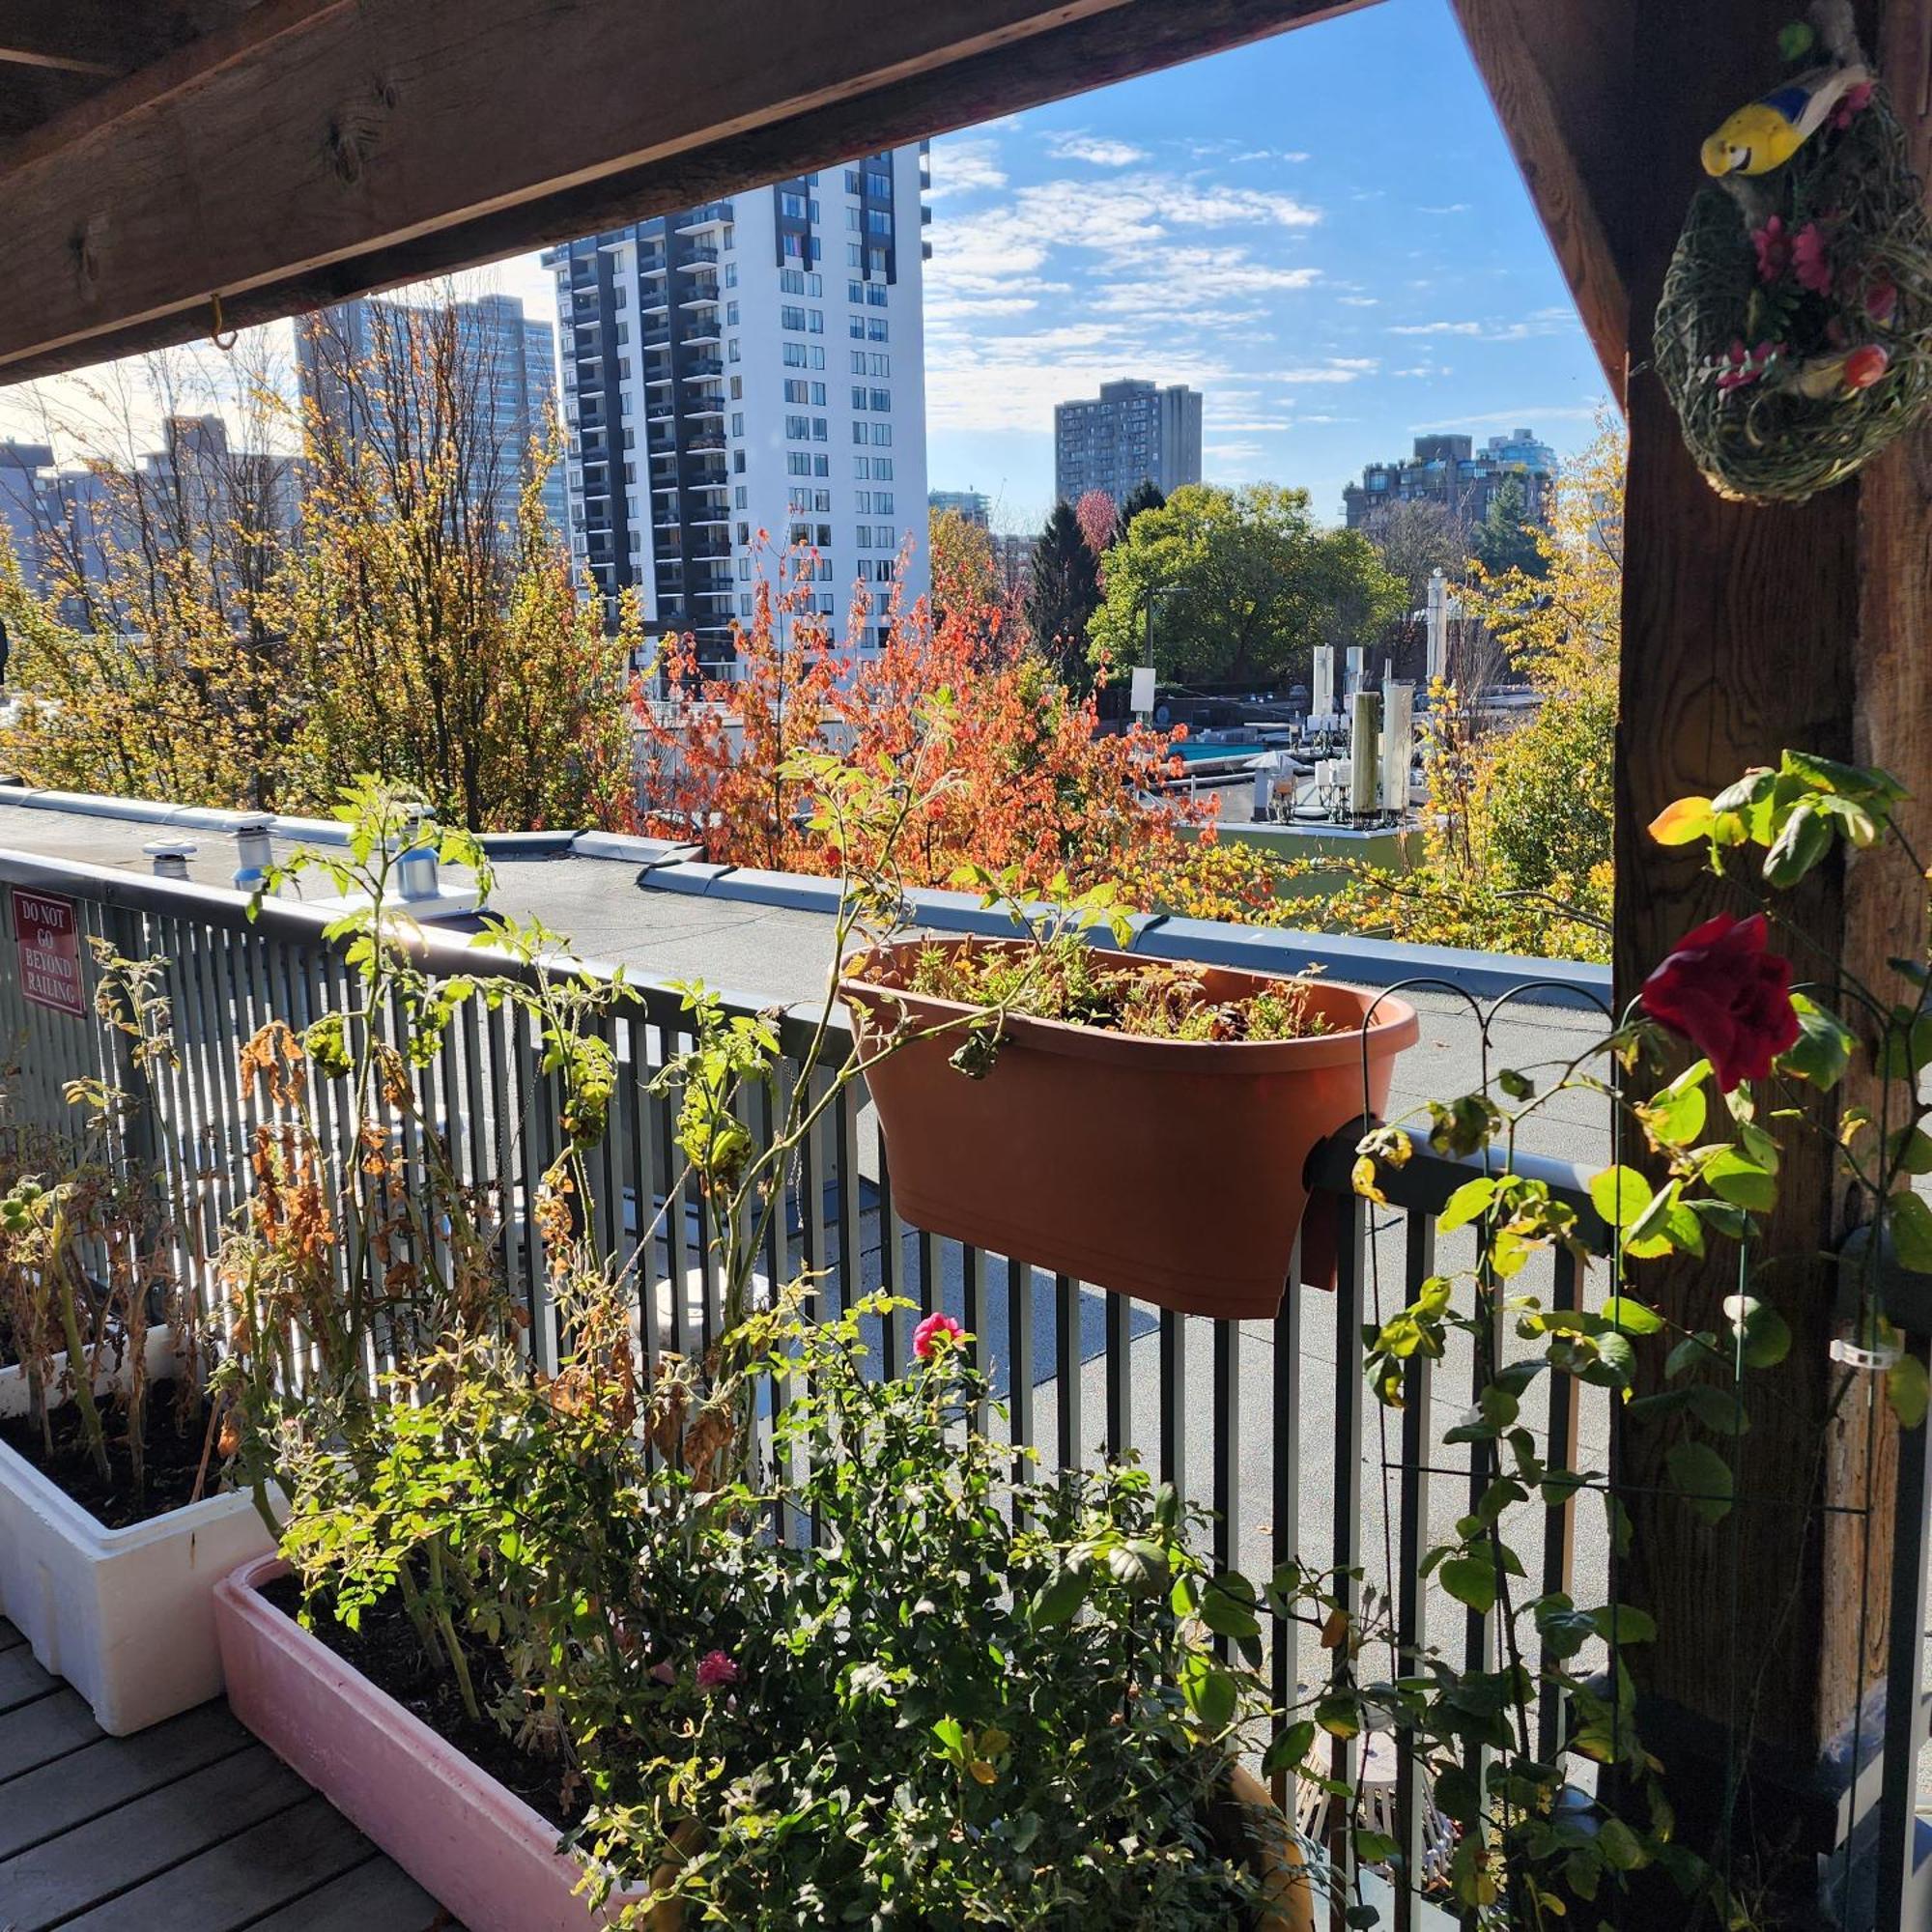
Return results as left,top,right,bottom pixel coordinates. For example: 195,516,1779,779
0,0,247,76
0,0,1373,384
1450,0,1633,399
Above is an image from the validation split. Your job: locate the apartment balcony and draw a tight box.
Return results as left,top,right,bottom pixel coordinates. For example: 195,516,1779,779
682,320,722,346
682,428,726,453
681,356,723,381
686,395,725,418
677,246,721,269
636,251,668,276
639,325,670,348
678,290,720,313
675,200,734,232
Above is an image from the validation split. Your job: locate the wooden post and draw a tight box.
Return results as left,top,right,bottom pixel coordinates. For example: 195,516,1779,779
1606,0,1932,1900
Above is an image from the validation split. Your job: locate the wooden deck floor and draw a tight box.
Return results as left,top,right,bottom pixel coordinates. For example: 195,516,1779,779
0,1617,454,1931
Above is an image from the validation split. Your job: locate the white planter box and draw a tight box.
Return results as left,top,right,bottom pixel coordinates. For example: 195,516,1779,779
0,1329,278,1735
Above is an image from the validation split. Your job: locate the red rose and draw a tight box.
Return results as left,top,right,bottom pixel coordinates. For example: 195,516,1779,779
1639,912,1799,1092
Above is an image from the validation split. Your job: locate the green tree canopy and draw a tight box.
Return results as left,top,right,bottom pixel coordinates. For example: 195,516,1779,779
1025,500,1101,693
1086,483,1404,689
1116,477,1167,540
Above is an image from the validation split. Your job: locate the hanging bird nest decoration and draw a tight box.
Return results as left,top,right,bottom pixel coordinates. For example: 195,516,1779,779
1655,7,1932,504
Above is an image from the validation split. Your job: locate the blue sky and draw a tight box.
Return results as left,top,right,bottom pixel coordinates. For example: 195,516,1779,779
919,0,1612,531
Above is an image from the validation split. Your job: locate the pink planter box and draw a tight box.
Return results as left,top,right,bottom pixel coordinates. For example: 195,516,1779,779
215,1554,651,1931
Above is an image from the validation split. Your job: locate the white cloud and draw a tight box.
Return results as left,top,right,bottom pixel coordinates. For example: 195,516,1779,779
1388,321,1484,336
1418,203,1471,214
1047,133,1149,167
1257,359,1378,385
1208,415,1297,432
1409,405,1608,433
1337,295,1379,308
1206,440,1264,465
1090,246,1320,317
926,136,1008,198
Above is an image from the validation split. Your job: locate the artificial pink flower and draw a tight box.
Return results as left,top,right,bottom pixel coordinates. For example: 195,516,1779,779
1864,273,1898,326
1752,215,1791,283
649,1660,676,1686
912,1311,965,1359
1833,80,1874,129
696,1650,742,1691
1639,912,1799,1092
1791,223,1833,295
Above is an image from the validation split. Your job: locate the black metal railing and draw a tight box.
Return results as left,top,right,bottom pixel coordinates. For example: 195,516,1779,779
0,846,1918,1928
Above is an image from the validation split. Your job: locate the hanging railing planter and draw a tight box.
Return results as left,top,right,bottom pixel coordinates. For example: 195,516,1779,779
1655,1,1932,504
840,937,1418,1321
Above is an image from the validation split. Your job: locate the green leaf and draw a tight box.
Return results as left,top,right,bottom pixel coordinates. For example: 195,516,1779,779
1438,1177,1497,1235
1498,1067,1536,1101
1887,1127,1932,1178
1888,1191,1932,1275
1887,1355,1929,1430
1762,802,1833,887
1031,1569,1087,1627
1354,1828,1402,1866
1666,1440,1734,1523
1589,1165,1653,1230
1440,1555,1499,1615
1703,1149,1776,1212
1723,1293,1792,1369
1105,1539,1171,1594
1198,1577,1262,1641
1778,994,1856,1089
1601,1295,1664,1336
1179,1652,1236,1734
1648,795,1715,846
1688,1385,1749,1435
1314,1692,1362,1739
1666,1333,1717,1379
1264,1719,1318,1776
1587,1604,1659,1645
1597,1815,1650,1871
1640,1083,1707,1150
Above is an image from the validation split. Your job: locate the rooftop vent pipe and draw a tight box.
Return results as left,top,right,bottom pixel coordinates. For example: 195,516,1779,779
143,840,197,881
232,815,273,895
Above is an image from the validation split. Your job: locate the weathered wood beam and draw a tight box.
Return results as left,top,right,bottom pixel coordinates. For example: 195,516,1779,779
0,65,105,140
0,0,248,76
1450,0,1633,400
0,0,1375,384
1596,0,1926,1901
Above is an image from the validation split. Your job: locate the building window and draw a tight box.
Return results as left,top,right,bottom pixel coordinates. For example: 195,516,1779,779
844,168,862,193
810,382,826,406
730,412,744,436
874,458,894,480
812,417,828,440
729,375,743,399
784,379,810,404
728,338,742,362
781,305,806,331
814,454,830,476
875,491,894,513
855,525,871,549
851,386,867,411
867,317,889,339
786,454,811,477
724,262,738,288
782,343,807,367
740,593,754,617
845,207,861,230
870,388,892,412
781,191,808,219
854,456,871,479
808,310,824,334
721,224,735,251
870,353,891,377
855,491,871,513
725,300,740,325
737,555,752,580
733,449,747,471
810,346,825,369
867,282,888,307
867,169,891,197
786,414,810,440
736,485,750,506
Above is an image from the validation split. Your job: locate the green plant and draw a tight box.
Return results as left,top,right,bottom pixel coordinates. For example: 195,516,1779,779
0,941,182,1501
279,1292,1299,1928
1293,746,1929,1925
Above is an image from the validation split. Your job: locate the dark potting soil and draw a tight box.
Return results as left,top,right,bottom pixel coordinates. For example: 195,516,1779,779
0,1388,223,1530
259,1572,584,1833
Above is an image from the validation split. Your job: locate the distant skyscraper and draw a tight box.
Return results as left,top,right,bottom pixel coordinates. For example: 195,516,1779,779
928,488,990,527
546,144,930,665
1342,429,1557,533
0,440,49,587
1053,380,1203,506
297,292,565,535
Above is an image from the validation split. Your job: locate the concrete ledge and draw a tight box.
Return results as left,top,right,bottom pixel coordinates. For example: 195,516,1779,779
639,861,736,896
14,791,181,826
571,830,704,867
1132,916,1609,1009
701,867,846,914
476,831,581,857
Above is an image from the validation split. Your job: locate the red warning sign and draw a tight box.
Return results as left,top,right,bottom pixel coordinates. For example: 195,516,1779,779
14,889,86,1017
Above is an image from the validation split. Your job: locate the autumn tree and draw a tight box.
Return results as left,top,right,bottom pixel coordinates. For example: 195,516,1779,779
1073,489,1118,560
0,344,303,809
1025,501,1102,695
927,506,1021,665
636,550,1287,921
1,303,637,833
1088,483,1403,691
1116,477,1167,536
1293,420,1625,962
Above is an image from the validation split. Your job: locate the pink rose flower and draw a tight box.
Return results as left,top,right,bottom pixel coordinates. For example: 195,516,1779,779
912,1311,965,1359
696,1650,741,1691
1791,223,1833,295
1864,274,1898,326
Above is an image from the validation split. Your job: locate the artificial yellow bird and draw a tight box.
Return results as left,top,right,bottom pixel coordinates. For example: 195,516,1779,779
1700,64,1869,175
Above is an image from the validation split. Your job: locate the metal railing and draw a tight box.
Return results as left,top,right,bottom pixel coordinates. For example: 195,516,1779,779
0,847,1918,1928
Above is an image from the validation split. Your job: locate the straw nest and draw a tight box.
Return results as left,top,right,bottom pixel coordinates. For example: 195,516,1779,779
1656,82,1932,504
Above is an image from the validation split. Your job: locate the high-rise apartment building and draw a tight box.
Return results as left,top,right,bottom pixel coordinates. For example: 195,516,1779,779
297,292,566,535
1342,429,1557,534
928,488,990,527
1053,380,1203,507
547,146,930,667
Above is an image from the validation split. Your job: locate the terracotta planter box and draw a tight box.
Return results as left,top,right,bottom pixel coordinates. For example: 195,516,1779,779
215,1554,651,1932
0,1329,277,1735
841,940,1419,1320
